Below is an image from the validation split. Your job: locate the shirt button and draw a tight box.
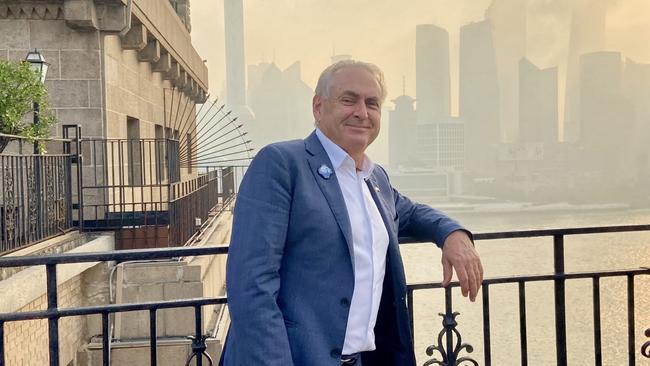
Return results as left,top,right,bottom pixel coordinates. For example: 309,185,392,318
330,348,341,358
340,298,350,307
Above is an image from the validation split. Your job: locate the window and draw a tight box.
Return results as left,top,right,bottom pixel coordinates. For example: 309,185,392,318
127,117,142,186
155,124,165,182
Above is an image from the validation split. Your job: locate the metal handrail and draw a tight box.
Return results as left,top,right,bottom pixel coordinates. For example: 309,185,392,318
0,132,74,142
404,223,650,366
1,225,649,366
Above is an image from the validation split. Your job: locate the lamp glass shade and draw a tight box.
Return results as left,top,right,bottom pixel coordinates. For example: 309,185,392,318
25,49,49,83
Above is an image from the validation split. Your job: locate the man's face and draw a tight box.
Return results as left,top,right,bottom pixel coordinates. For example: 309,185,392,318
313,66,382,158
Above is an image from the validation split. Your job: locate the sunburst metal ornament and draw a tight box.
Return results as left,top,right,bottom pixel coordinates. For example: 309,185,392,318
164,89,253,169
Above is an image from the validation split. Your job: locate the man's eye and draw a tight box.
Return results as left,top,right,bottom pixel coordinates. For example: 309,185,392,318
340,98,355,105
367,101,380,109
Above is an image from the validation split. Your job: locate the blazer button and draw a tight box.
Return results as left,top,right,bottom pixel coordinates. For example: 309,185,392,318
340,298,350,307
330,348,341,358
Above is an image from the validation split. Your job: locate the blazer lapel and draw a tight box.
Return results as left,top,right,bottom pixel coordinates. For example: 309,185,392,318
365,174,398,247
367,171,407,295
305,132,355,268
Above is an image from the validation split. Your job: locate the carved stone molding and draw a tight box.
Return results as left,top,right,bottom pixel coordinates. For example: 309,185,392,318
0,2,64,20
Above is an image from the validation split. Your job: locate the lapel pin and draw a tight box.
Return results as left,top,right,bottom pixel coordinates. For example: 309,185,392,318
374,186,380,192
317,164,333,179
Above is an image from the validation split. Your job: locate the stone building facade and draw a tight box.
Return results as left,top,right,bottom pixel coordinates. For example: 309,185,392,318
0,0,207,160
0,1,215,365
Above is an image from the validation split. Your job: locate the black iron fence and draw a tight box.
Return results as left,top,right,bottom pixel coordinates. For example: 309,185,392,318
0,125,245,254
78,137,244,248
402,224,650,366
79,137,181,231
0,129,81,254
0,245,227,366
168,168,238,246
0,225,648,365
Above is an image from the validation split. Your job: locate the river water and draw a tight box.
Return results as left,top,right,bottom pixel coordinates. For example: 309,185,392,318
401,208,650,366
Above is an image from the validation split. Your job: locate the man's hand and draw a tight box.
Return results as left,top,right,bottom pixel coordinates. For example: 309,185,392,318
441,230,483,302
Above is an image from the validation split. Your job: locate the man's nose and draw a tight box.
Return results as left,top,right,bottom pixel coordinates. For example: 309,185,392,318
353,101,368,119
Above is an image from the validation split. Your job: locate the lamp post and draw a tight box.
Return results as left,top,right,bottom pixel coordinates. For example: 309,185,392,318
25,49,49,154
24,49,49,239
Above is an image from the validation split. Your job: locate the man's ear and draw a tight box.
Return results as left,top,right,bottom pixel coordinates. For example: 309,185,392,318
312,95,323,121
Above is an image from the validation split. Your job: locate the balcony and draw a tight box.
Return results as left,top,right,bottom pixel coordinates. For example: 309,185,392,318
1,224,649,365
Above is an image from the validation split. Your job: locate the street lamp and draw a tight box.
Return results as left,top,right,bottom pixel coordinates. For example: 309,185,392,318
25,49,49,153
25,49,49,83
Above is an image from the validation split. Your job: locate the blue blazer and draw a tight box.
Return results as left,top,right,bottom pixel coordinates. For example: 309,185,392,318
220,132,467,366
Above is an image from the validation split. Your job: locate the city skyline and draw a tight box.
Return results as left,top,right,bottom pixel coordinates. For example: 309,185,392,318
193,0,650,203
192,0,650,121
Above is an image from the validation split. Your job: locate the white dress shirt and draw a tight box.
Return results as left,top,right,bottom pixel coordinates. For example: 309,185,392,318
315,129,390,354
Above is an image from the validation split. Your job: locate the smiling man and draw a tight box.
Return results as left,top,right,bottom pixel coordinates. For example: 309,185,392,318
220,60,482,366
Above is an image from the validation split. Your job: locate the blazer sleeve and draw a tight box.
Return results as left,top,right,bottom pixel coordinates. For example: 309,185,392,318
225,144,295,365
378,167,471,247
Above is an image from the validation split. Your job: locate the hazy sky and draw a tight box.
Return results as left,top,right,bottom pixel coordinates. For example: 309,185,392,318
191,0,650,109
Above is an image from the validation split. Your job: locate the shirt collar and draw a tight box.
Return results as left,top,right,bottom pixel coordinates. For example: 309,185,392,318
315,128,375,179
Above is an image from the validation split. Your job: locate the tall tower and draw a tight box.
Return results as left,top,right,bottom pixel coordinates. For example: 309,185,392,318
224,0,247,107
389,95,417,170
623,59,650,184
223,0,256,147
519,58,558,145
459,20,500,175
563,0,607,142
485,0,527,142
579,52,633,173
415,24,450,124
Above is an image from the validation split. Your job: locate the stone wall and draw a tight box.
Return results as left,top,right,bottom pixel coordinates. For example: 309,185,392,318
189,210,232,330
2,275,87,366
0,233,114,366
0,16,104,139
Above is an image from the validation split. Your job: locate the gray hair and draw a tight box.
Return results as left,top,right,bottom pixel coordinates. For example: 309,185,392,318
314,60,387,105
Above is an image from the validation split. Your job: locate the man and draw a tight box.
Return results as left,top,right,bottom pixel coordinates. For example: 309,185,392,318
220,60,482,366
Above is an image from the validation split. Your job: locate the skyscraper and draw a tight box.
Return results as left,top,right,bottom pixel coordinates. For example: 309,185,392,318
485,0,527,142
459,20,500,175
623,58,650,182
224,0,247,107
579,52,633,172
519,58,558,145
224,0,257,148
415,24,450,124
563,0,607,142
247,61,313,147
388,95,417,170
623,58,650,137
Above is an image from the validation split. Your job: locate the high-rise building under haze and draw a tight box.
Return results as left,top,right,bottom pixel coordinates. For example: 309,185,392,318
388,95,417,170
224,0,256,146
416,120,464,171
485,0,527,142
579,52,634,173
623,58,650,183
224,0,247,107
519,58,558,145
564,0,607,142
460,20,501,175
247,61,314,147
415,24,450,124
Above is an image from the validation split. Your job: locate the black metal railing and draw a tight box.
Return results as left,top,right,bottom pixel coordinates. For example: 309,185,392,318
0,128,81,254
78,136,243,247
168,168,238,246
1,225,648,365
0,245,228,366
402,224,650,366
79,137,181,231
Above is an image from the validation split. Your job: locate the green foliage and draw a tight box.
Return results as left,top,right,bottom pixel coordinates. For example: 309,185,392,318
0,60,56,140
